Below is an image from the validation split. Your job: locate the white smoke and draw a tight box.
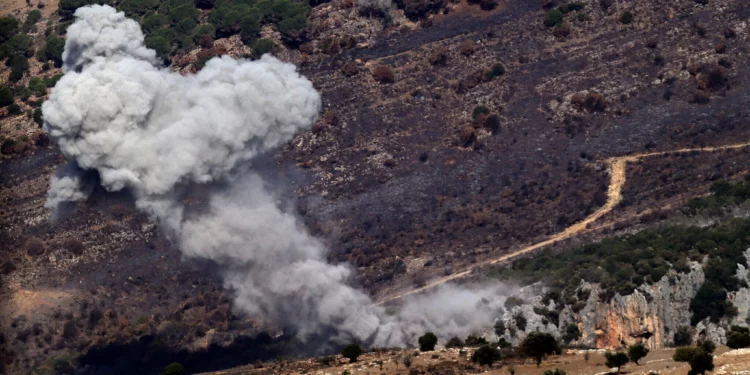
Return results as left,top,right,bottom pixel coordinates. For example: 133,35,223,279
43,5,512,349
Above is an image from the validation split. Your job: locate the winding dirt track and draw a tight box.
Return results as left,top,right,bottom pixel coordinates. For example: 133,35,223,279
374,141,750,306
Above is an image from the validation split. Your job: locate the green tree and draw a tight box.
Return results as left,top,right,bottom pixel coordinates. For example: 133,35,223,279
118,0,159,17
418,332,437,351
562,324,581,344
543,370,566,375
520,332,561,367
0,85,13,108
465,335,488,346
252,38,275,57
445,336,464,348
341,343,362,363
673,341,715,375
627,343,649,365
690,281,735,325
727,326,750,349
160,362,184,375
0,16,19,43
604,351,629,373
470,345,502,368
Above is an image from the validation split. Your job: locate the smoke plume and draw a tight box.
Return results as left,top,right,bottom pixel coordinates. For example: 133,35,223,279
43,5,510,349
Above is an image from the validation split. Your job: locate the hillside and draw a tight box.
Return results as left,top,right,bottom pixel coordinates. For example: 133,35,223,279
3,0,750,374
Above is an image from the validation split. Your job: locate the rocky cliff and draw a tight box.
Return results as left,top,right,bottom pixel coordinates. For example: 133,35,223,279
494,249,750,350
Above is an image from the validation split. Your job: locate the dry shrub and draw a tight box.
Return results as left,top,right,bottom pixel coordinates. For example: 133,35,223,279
571,92,607,112
459,39,475,56
552,23,570,38
372,65,395,83
697,66,728,91
692,91,710,104
25,237,46,257
484,114,500,133
428,46,448,66
322,36,340,54
459,127,475,147
341,61,359,77
63,238,84,256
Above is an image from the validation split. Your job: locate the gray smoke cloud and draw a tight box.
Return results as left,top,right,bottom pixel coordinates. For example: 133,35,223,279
43,5,512,349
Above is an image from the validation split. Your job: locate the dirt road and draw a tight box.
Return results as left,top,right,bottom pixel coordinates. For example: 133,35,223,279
374,141,750,305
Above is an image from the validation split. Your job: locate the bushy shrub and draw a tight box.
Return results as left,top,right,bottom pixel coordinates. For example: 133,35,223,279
445,336,464,348
620,11,633,25
690,280,736,325
563,324,580,343
558,2,584,13
141,14,168,33
160,362,184,375
471,345,501,367
29,77,46,97
372,65,395,83
472,105,489,120
22,10,42,32
0,85,13,108
252,38,275,57
544,9,563,27
465,335,487,346
628,343,649,364
42,36,65,67
485,63,505,80
418,332,437,351
341,343,363,362
726,326,750,349
0,16,19,43
33,108,43,126
145,35,171,57
543,370,566,375
1,33,32,60
604,351,629,372
118,0,160,17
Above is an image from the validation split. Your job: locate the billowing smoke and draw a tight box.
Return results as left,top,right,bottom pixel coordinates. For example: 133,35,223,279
43,5,512,349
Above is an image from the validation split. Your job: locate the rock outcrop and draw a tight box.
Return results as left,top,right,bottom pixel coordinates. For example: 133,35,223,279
500,250,750,349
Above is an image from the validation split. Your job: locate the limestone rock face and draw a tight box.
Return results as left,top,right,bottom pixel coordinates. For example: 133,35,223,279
502,250,750,349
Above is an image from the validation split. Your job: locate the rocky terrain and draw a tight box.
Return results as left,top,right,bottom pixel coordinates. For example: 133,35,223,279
3,0,750,373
